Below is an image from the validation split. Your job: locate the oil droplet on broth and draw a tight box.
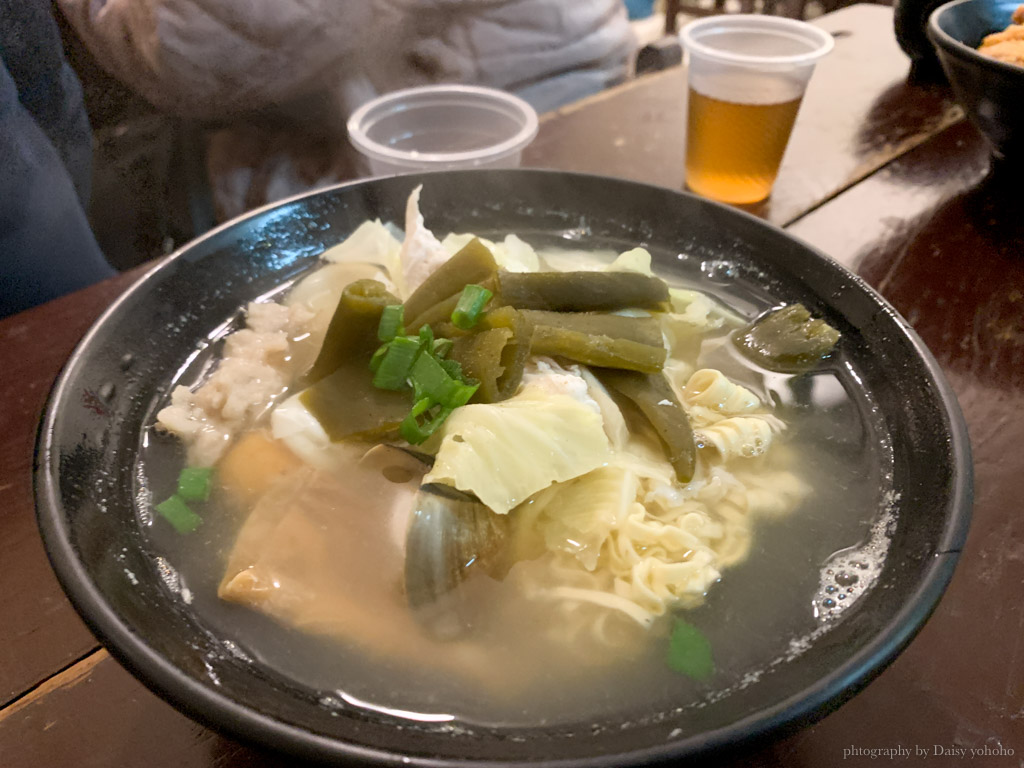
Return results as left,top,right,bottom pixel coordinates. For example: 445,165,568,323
835,571,858,587
813,505,896,621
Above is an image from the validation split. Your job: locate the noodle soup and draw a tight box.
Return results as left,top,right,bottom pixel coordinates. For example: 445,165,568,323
137,188,894,727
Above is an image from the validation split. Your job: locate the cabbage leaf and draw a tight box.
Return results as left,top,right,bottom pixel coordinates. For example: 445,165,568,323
424,388,611,515
321,219,402,277
441,232,540,273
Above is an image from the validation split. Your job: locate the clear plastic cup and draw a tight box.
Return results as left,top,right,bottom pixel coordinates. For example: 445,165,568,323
347,84,539,176
680,16,834,204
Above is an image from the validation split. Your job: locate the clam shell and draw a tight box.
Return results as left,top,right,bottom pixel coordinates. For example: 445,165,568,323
404,484,509,638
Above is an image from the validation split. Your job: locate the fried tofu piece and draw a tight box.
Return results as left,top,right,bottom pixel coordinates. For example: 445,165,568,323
218,431,303,508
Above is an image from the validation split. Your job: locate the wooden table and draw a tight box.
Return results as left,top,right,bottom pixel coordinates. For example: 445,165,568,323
2,5,1021,766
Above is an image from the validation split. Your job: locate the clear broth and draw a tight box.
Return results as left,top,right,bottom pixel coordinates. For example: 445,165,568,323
137,235,894,728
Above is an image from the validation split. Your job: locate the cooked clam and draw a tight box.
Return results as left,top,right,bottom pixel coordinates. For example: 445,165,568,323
404,483,510,638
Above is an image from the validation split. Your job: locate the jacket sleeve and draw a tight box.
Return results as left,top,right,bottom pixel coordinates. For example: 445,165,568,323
362,0,634,113
1,59,114,316
57,0,372,120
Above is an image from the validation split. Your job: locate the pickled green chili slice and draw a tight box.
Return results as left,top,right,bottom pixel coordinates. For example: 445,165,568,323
451,306,531,403
594,368,696,482
155,495,202,534
734,304,841,373
478,304,521,332
489,308,531,402
407,292,462,335
531,327,667,373
518,310,664,347
306,279,399,384
518,310,666,373
377,304,405,342
301,364,410,442
452,328,513,403
176,466,214,502
737,303,839,372
452,284,493,330
497,270,670,312
403,239,498,324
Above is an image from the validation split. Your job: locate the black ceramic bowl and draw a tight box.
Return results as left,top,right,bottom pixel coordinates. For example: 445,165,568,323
928,0,1024,165
35,170,972,766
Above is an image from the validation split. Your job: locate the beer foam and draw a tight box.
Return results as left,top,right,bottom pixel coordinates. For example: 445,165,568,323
689,72,805,106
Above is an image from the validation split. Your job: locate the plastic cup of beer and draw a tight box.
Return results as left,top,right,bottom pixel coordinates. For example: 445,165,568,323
680,15,834,204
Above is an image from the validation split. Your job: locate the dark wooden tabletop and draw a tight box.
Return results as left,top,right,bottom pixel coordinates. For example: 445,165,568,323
2,5,1022,767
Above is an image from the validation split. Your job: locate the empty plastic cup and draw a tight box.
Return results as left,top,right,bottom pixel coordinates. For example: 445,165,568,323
680,16,834,204
347,85,539,176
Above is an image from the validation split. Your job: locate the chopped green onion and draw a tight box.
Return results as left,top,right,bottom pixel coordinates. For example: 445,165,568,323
176,466,214,502
409,396,433,418
400,403,454,445
372,336,423,390
377,304,405,342
446,380,478,409
410,352,455,402
369,344,388,373
409,353,480,408
666,619,713,680
451,284,493,330
400,397,435,443
418,324,434,345
155,495,202,534
432,338,454,358
368,309,479,444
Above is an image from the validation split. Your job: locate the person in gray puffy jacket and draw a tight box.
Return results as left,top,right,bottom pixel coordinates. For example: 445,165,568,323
57,0,635,120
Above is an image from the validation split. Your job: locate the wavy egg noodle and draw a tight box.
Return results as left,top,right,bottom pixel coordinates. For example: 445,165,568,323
705,488,754,568
520,458,724,631
620,548,719,614
539,466,638,571
513,553,652,660
735,468,811,519
695,414,786,461
683,368,763,415
510,356,809,639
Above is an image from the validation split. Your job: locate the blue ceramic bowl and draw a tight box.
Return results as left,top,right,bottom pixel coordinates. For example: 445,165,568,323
928,0,1024,164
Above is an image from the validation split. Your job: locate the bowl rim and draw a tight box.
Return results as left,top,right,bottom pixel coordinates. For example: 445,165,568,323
927,0,1024,77
35,168,973,766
